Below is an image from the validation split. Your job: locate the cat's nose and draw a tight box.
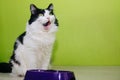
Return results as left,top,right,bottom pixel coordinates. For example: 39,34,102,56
47,17,50,20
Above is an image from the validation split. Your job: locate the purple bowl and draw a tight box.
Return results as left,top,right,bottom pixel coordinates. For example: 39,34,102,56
24,69,76,80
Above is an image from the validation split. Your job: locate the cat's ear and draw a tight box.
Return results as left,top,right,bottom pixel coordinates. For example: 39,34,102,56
30,4,38,15
47,3,54,10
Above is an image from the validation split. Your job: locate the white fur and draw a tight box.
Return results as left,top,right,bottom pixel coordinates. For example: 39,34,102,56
11,10,58,76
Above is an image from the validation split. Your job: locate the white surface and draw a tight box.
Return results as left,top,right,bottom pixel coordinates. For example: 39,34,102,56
0,66,120,80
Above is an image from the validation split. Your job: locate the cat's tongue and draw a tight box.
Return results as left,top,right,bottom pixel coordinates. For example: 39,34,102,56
43,21,51,30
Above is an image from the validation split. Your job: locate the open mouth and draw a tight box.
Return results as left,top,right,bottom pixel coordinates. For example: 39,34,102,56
43,21,51,30
43,20,51,27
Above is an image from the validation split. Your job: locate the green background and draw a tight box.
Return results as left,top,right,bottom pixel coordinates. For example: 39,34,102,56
0,0,120,66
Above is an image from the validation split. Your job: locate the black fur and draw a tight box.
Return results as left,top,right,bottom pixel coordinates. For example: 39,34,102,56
10,52,21,66
47,4,54,15
0,63,12,73
14,32,26,51
55,18,59,26
14,42,18,50
29,9,45,25
29,4,45,25
47,3,53,10
9,32,26,66
17,32,26,44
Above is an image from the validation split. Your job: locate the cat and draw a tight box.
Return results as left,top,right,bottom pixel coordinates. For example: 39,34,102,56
0,3,59,77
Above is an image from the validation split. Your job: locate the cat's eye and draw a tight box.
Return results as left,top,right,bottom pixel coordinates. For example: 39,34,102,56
39,13,43,16
49,13,53,15
49,11,53,15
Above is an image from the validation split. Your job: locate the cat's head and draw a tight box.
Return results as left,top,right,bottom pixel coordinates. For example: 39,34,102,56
27,3,58,33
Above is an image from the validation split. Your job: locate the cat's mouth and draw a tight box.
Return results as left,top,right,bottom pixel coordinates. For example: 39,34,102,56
43,20,51,30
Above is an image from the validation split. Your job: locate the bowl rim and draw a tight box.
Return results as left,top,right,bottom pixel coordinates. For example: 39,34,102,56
26,69,74,74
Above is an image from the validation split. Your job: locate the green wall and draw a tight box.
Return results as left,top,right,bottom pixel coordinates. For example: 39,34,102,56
0,0,120,66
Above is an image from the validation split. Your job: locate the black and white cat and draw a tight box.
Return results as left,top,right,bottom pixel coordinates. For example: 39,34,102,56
0,3,58,76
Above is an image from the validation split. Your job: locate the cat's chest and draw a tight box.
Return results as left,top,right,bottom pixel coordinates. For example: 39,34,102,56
24,33,55,49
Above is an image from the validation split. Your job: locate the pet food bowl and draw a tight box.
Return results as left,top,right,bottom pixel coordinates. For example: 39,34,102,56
24,69,76,80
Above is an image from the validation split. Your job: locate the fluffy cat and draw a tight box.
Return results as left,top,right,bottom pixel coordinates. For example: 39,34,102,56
0,3,59,76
